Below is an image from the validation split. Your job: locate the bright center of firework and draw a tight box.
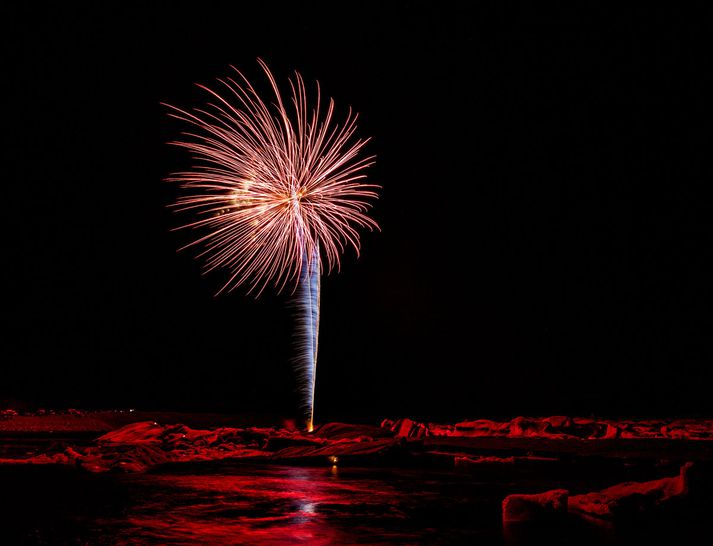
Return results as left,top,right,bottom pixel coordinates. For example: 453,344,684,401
231,185,250,207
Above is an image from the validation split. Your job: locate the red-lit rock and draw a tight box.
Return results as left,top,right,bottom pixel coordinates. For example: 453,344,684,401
383,416,713,440
502,489,569,523
273,438,399,460
381,418,429,438
455,455,558,469
451,419,507,437
1,408,19,419
569,463,692,519
98,421,165,444
455,455,516,467
315,422,392,440
3,415,713,476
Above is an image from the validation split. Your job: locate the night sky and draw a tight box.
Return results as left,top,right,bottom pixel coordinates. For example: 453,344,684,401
6,4,712,422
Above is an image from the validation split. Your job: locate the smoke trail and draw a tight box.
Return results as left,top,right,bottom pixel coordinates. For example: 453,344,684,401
294,243,320,431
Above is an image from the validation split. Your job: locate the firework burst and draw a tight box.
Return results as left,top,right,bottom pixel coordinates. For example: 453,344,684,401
165,60,379,429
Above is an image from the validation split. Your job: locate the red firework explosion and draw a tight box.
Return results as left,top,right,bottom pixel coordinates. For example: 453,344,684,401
165,59,379,295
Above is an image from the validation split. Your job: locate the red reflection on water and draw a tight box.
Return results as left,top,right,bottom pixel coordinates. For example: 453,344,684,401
119,466,411,545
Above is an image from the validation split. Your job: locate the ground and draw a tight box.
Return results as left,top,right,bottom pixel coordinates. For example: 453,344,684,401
1,411,712,544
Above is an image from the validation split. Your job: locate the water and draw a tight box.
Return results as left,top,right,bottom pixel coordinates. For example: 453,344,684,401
93,464,503,544
0,461,707,545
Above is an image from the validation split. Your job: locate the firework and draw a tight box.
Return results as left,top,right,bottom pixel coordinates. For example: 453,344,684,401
165,60,379,430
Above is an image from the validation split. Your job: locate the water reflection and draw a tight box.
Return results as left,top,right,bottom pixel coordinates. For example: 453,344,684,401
103,465,442,544
3,462,704,544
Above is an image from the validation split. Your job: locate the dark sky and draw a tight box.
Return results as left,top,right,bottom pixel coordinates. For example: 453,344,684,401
6,4,712,422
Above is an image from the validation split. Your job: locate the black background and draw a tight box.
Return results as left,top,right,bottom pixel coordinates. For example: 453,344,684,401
5,4,712,422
